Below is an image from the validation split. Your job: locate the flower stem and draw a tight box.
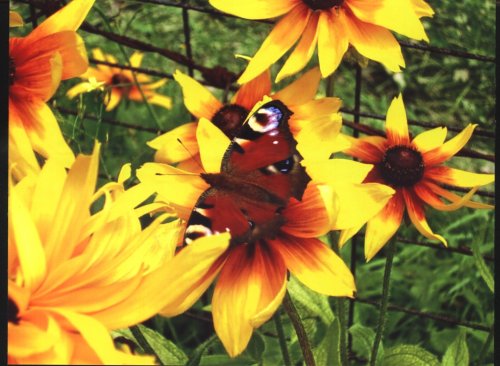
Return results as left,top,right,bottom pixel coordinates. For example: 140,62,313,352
329,232,349,366
283,291,316,366
274,308,293,366
370,240,397,366
130,325,162,364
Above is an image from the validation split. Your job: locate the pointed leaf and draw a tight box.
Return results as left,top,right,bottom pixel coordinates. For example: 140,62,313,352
442,330,469,366
382,345,440,366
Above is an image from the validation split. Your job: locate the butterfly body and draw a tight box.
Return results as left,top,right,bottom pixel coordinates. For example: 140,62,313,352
184,100,310,246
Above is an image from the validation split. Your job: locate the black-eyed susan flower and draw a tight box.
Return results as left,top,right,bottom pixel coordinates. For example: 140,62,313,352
137,98,394,357
9,0,95,180
209,0,433,83
8,144,230,364
148,67,345,170
67,48,172,111
338,94,494,260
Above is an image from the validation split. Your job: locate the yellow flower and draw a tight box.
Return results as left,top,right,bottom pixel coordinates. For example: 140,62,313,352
9,0,95,180
339,94,494,260
209,0,433,83
8,144,230,364
67,48,172,111
137,98,394,357
148,67,345,170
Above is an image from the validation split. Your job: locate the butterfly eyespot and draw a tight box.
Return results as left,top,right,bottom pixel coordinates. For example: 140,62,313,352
248,106,282,133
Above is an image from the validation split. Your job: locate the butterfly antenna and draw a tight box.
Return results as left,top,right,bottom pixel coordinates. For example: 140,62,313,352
176,138,206,173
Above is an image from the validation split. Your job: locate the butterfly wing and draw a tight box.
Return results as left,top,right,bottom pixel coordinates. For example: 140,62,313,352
184,100,310,246
221,100,310,203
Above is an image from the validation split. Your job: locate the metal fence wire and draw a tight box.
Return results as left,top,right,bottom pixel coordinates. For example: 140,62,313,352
16,0,495,361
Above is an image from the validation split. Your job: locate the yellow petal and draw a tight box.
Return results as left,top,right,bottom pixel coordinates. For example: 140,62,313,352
9,11,24,27
385,93,410,145
9,188,47,291
411,127,447,153
338,223,364,248
209,0,299,19
317,10,349,78
147,122,200,164
276,12,320,82
136,163,207,221
343,13,404,72
295,113,342,161
414,183,483,212
174,69,222,119
129,51,143,67
19,101,75,168
238,5,310,84
66,82,93,99
423,124,476,165
364,190,405,261
105,88,122,111
8,114,41,180
197,118,231,173
159,233,231,317
428,183,494,210
146,93,172,109
303,158,373,185
273,67,322,106
347,0,430,41
332,182,395,230
402,188,447,246
270,235,355,297
28,0,96,42
426,166,494,188
411,0,435,17
44,144,100,268
341,134,387,163
212,243,287,357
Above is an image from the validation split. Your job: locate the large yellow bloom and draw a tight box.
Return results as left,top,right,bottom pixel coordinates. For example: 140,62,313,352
339,94,494,260
149,67,344,170
138,98,394,357
8,144,230,364
9,0,95,180
209,0,433,83
67,48,172,111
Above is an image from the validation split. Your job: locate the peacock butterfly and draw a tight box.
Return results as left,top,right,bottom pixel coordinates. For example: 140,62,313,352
184,100,311,245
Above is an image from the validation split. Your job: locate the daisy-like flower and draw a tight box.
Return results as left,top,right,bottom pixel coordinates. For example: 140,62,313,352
9,0,95,180
137,98,394,357
67,48,173,111
339,94,495,261
209,0,434,83
149,67,344,170
8,144,230,364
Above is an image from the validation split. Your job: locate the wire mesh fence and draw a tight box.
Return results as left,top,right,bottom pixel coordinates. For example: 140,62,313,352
12,0,495,363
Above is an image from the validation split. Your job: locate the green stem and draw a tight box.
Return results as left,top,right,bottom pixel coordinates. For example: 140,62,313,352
474,328,493,366
283,291,316,366
130,325,163,365
274,308,292,366
329,232,349,366
370,240,397,366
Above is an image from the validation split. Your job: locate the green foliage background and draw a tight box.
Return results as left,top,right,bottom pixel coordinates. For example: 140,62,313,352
11,0,495,365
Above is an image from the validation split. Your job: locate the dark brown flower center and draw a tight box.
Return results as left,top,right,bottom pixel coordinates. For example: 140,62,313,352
211,104,249,139
8,298,20,324
111,74,131,88
9,57,16,86
303,0,344,10
379,145,424,187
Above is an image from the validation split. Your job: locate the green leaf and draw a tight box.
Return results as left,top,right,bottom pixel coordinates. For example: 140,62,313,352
313,318,341,366
442,330,469,366
135,324,188,365
186,335,219,366
246,331,266,362
287,276,335,324
348,323,383,364
199,355,258,366
382,345,440,366
471,235,494,293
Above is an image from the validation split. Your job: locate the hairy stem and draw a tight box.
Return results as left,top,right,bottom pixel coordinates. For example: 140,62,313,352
274,309,293,366
283,291,316,366
370,240,397,366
